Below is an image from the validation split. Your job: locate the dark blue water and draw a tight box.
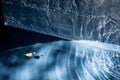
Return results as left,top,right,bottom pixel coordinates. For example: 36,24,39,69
0,40,120,80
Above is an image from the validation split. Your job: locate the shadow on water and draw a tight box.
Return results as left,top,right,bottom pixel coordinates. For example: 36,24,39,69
0,25,68,53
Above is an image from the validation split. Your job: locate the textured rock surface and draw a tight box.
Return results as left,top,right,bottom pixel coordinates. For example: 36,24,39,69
2,0,120,45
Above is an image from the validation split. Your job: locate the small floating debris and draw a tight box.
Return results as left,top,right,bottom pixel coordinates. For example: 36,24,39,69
33,55,40,59
24,52,40,59
25,52,33,57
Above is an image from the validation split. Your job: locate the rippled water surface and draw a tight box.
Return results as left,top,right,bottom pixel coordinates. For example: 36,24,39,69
0,40,120,80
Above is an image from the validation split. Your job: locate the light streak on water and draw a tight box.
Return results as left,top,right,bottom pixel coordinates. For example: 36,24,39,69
0,40,120,80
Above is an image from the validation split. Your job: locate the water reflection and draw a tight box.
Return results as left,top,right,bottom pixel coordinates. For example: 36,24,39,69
0,40,120,80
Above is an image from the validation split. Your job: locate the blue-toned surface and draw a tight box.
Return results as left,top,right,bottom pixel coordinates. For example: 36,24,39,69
0,40,120,80
2,0,120,45
1,0,120,80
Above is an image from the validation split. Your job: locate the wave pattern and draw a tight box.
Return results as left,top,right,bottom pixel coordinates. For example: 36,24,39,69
0,40,120,80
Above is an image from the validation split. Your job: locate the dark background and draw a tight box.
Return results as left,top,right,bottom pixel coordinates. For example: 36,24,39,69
0,0,67,53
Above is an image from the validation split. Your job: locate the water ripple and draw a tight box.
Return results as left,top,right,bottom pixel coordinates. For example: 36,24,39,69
0,40,120,80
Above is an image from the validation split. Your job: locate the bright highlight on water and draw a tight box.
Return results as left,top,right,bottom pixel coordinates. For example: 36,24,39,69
0,40,120,80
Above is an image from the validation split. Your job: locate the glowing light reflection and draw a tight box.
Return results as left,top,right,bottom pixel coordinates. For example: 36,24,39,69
0,40,120,80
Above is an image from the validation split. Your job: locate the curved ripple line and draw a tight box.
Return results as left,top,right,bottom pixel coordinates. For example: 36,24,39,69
0,40,120,80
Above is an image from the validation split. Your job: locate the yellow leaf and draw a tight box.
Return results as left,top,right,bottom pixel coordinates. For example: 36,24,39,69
25,52,33,57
